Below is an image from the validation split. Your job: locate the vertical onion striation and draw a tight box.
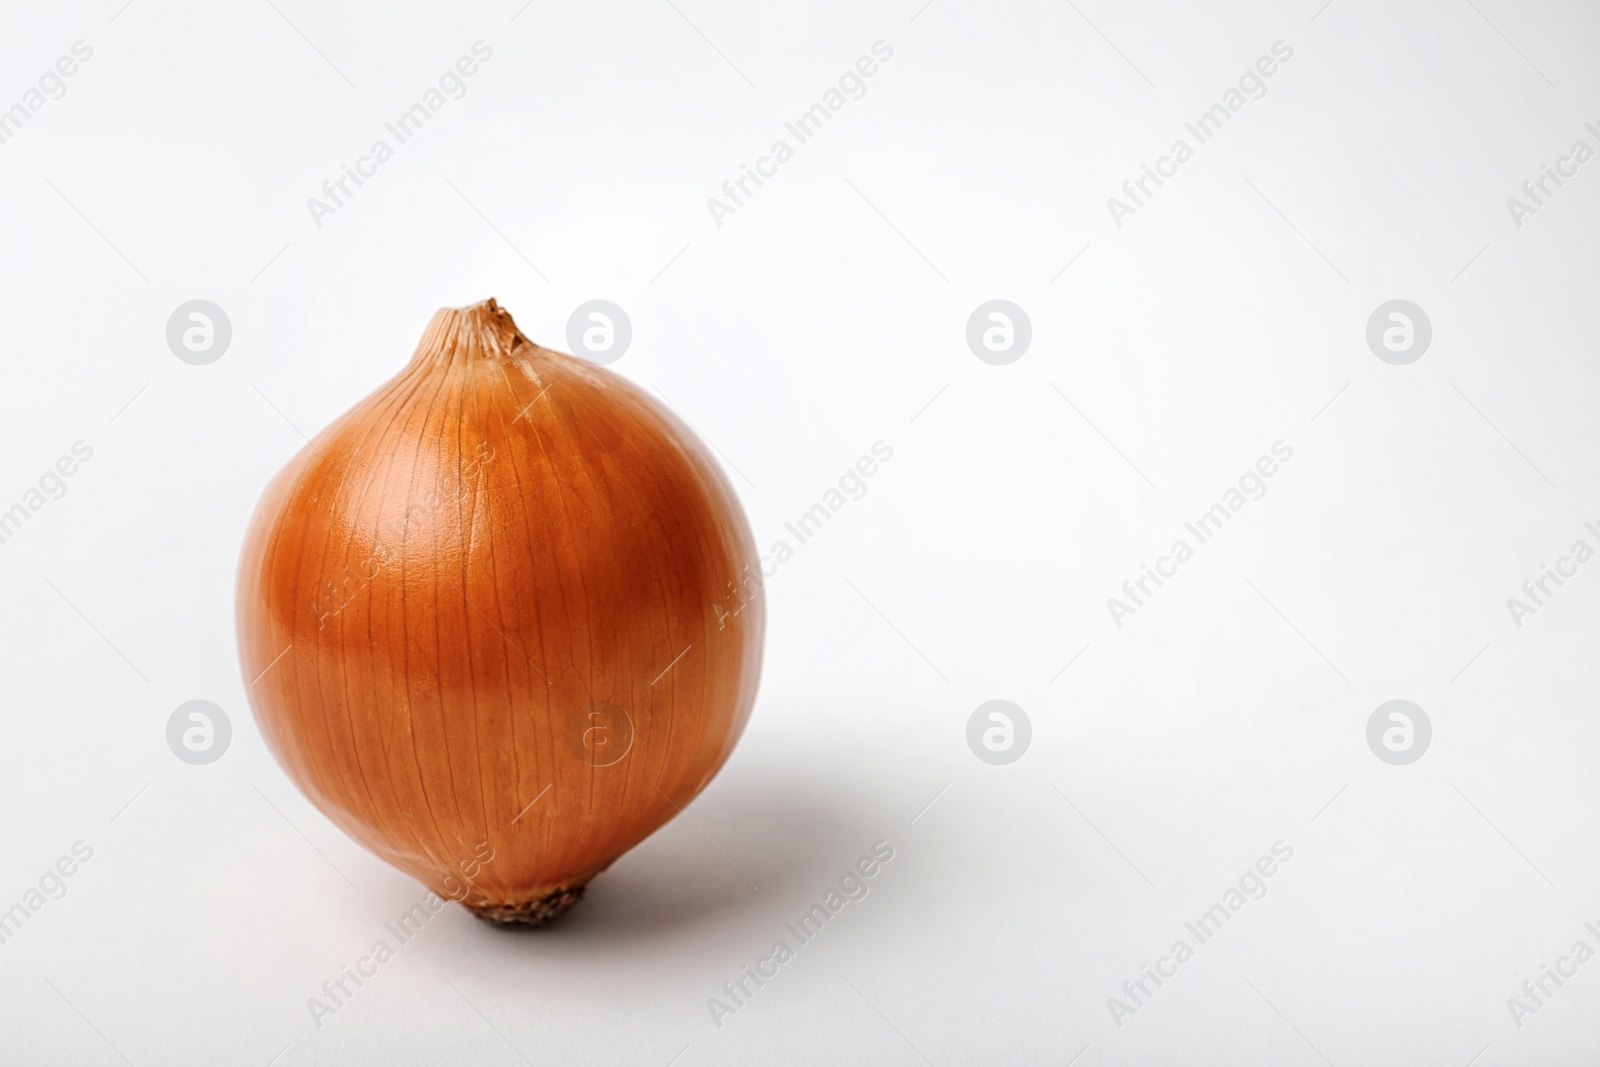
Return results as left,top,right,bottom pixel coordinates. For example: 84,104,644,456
237,299,763,924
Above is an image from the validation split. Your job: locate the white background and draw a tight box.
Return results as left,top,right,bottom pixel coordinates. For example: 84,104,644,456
2,0,1599,1063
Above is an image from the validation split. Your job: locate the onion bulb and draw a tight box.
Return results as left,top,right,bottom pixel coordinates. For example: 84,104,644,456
236,299,763,924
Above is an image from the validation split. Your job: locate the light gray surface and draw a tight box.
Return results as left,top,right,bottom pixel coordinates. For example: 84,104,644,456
2,1,1598,1063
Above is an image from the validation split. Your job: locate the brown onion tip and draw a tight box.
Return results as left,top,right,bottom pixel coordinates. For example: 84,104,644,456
463,882,589,927
410,297,530,366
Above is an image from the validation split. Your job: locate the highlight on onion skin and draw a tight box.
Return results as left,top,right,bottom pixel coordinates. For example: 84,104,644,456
236,299,764,925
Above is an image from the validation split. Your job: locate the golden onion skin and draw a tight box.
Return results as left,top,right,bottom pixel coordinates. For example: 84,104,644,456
237,299,764,924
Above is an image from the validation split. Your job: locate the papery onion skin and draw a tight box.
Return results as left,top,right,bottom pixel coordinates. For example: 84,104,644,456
236,299,763,924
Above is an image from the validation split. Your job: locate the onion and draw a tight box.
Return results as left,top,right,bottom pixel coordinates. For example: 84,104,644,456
236,299,764,924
